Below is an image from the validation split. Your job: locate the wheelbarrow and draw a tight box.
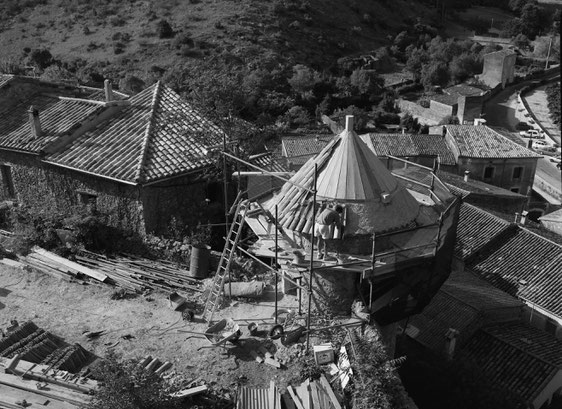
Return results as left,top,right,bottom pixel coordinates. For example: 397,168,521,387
176,318,242,351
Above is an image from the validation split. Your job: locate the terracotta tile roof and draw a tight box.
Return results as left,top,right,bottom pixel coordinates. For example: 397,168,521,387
467,226,562,317
518,254,562,318
408,269,521,353
0,96,104,153
437,172,525,197
281,135,332,160
362,133,419,157
455,203,513,260
47,82,227,184
460,322,562,403
248,152,290,173
445,125,541,159
430,93,459,106
410,134,457,166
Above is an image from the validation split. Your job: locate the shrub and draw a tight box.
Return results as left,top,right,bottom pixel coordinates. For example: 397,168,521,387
157,19,174,39
109,16,126,27
88,352,181,409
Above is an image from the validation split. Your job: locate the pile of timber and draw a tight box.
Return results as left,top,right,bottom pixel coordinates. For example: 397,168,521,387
23,247,202,294
286,374,343,409
0,321,92,374
0,356,96,409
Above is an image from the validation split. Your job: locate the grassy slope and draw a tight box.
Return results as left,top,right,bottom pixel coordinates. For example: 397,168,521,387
0,0,438,85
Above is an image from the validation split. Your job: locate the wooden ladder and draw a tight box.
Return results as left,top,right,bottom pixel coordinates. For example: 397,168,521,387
202,199,248,324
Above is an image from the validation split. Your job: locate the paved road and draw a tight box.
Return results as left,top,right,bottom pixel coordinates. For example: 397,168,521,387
483,74,561,204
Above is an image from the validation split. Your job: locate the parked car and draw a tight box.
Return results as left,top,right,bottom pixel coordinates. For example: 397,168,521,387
550,155,561,164
520,129,544,139
532,140,548,150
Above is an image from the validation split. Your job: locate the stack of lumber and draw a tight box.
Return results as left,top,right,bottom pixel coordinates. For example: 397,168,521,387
0,321,92,374
286,375,342,409
23,247,203,294
75,250,203,293
138,355,173,375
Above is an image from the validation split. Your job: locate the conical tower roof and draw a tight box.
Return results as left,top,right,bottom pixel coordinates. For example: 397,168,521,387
265,116,421,235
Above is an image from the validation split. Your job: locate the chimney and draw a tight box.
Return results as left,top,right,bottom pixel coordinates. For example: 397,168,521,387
28,105,42,138
463,170,470,182
444,328,459,360
473,118,487,126
104,79,113,102
345,115,354,132
527,139,533,149
442,125,446,138
402,127,405,135
520,210,528,225
514,212,520,223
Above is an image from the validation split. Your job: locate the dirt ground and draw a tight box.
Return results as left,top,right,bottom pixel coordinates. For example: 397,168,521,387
0,263,331,401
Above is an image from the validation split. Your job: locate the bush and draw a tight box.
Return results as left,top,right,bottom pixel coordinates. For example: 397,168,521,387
157,19,174,39
88,352,181,409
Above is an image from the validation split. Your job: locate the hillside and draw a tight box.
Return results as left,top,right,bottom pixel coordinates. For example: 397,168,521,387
0,0,438,89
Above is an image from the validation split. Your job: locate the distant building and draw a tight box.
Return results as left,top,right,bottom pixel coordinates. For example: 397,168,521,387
428,84,488,124
432,123,541,195
540,208,562,237
478,49,517,89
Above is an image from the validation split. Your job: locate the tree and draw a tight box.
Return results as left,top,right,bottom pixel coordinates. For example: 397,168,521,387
349,69,383,97
420,61,450,90
88,353,181,409
449,53,482,83
406,48,429,81
40,65,76,83
25,48,54,70
401,113,421,133
512,33,530,50
287,64,321,98
439,114,460,125
520,2,543,38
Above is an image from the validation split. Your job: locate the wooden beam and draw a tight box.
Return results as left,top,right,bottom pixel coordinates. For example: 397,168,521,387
32,247,107,282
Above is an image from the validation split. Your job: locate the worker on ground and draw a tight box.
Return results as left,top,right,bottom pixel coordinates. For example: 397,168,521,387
314,205,343,259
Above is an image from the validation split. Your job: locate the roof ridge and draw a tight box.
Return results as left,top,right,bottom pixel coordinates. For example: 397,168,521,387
134,82,161,183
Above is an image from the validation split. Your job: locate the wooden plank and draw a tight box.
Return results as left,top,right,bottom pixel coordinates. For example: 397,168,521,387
300,380,311,409
287,385,305,409
0,258,24,268
282,392,297,409
264,357,281,369
0,384,81,409
170,385,208,398
0,372,91,406
319,374,342,409
310,381,321,409
33,247,107,282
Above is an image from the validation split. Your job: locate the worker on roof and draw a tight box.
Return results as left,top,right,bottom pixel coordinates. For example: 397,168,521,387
314,205,343,259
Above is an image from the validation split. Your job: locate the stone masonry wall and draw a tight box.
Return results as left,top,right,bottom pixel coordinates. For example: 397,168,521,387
0,150,145,234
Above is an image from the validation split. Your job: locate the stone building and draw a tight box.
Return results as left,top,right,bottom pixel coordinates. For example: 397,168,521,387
0,75,227,236
428,84,488,124
478,49,517,89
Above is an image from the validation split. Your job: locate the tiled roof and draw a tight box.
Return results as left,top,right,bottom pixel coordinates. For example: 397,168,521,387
445,125,541,159
362,133,419,157
248,152,290,173
430,93,459,106
47,82,227,184
460,322,562,403
455,203,513,261
438,171,525,197
409,269,521,353
282,135,332,159
467,226,562,317
0,77,124,154
411,134,457,165
518,254,562,318
0,96,104,153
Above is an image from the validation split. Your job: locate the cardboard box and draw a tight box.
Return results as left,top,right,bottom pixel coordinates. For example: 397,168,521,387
313,344,334,365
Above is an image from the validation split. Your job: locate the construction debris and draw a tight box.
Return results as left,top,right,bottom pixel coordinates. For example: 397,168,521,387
237,380,281,409
23,247,203,294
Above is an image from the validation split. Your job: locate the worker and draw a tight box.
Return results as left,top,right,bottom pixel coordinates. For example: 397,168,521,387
314,205,343,259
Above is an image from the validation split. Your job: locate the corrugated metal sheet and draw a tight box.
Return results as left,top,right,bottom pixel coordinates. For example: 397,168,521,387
237,382,281,409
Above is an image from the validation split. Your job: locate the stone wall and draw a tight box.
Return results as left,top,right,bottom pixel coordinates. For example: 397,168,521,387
457,95,484,124
0,150,146,233
429,100,455,118
455,157,537,195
